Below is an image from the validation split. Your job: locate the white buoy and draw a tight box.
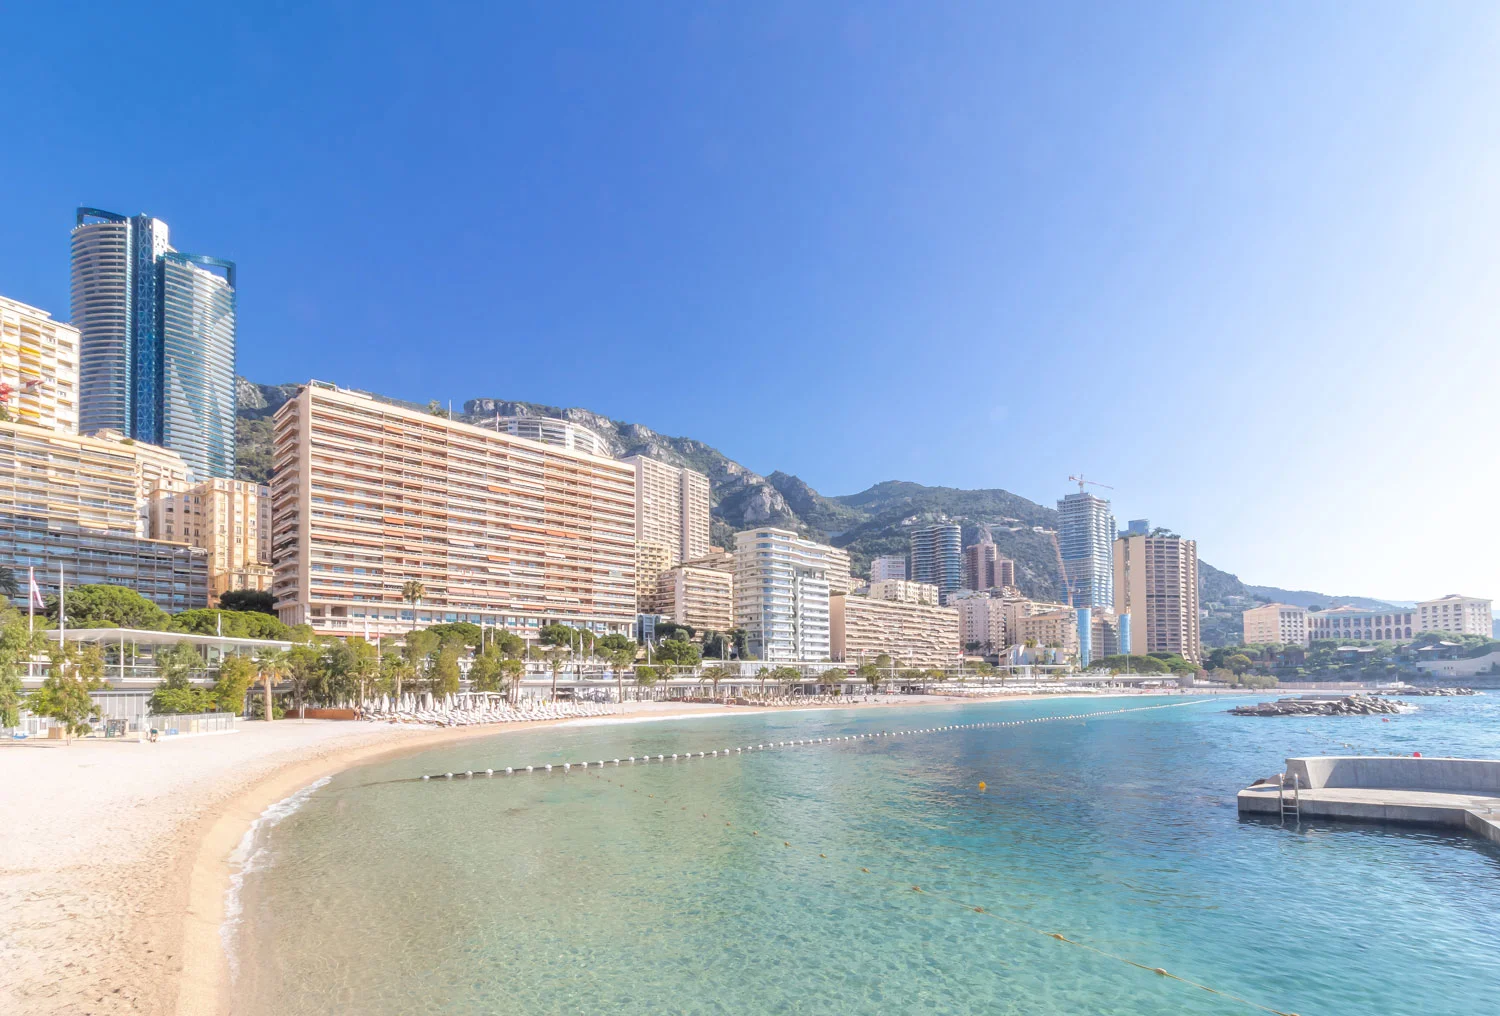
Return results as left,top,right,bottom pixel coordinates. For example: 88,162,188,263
506,767,513,774
444,773,453,779
545,764,552,771
422,774,430,780
657,754,664,760
526,765,534,772
486,768,494,775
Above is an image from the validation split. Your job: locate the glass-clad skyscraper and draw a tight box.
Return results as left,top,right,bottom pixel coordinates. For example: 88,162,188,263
71,208,236,478
1057,491,1115,609
909,522,962,605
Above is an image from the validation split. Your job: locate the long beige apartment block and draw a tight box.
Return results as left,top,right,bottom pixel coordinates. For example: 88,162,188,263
829,593,960,667
270,382,637,638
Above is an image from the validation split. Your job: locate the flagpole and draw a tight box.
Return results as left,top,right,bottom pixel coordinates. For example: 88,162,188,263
27,566,35,633
58,564,65,639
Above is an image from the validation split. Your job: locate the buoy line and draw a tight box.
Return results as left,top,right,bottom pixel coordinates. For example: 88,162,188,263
576,750,1301,1016
387,700,1208,786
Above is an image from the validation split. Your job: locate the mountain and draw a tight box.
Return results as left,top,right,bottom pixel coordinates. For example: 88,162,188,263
235,379,1394,643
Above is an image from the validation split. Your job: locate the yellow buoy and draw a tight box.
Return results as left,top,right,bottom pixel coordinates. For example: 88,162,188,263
978,781,987,791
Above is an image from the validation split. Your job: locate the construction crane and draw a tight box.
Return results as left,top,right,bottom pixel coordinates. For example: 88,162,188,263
1068,473,1114,494
1041,528,1073,608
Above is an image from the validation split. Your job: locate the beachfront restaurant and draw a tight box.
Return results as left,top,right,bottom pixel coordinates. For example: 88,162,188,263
15,627,294,736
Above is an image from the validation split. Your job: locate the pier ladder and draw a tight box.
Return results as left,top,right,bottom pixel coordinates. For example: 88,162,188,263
1278,772,1301,823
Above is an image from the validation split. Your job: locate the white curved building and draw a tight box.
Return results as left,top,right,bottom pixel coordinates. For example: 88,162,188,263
480,415,608,457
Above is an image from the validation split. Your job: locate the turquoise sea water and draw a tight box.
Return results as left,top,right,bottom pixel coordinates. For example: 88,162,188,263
232,694,1500,1015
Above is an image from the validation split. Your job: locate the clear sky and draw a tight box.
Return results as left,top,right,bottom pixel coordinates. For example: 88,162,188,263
3,3,1498,601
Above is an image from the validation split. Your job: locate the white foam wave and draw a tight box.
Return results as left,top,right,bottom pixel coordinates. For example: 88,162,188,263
222,775,331,978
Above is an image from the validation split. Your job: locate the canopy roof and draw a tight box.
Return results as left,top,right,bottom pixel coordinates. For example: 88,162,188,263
45,627,293,651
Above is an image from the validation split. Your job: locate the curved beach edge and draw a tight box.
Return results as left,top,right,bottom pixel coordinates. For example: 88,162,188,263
170,689,1197,1015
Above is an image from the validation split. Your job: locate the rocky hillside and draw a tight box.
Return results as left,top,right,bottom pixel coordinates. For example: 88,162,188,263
237,379,1393,641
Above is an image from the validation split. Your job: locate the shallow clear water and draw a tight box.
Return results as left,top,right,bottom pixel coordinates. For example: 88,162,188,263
233,694,1500,1015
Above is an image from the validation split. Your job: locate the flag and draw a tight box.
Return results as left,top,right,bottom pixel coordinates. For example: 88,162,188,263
28,567,43,609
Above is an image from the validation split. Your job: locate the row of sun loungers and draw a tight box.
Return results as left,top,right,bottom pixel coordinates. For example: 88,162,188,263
362,696,614,727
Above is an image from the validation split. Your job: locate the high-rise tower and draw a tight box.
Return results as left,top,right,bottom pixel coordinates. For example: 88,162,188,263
71,208,236,478
909,522,962,605
1057,491,1116,609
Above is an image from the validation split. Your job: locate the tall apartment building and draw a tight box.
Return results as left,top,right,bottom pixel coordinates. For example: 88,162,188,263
870,555,907,583
961,529,1014,592
1113,533,1200,663
0,419,207,610
951,592,1007,653
635,542,673,613
733,527,839,662
1090,610,1121,658
71,208,236,478
624,455,711,563
270,382,637,638
1308,606,1414,643
824,545,852,595
868,579,939,606
1415,595,1493,637
623,455,711,609
1057,490,1115,609
150,479,273,602
655,565,734,633
0,295,80,434
1242,603,1309,646
1001,595,1071,644
909,522,962,604
829,593,960,667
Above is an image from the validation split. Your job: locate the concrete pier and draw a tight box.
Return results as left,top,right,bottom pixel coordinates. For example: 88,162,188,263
1238,756,1500,846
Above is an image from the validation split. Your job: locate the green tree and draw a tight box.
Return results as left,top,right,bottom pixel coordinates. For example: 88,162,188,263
213,655,257,714
0,567,19,601
492,630,525,658
216,589,275,614
172,609,291,640
500,656,526,702
401,579,425,619
286,642,323,716
656,638,702,668
426,621,483,649
1225,653,1253,676
767,666,801,696
700,665,731,698
156,642,204,688
27,657,102,740
539,624,594,654
256,648,290,721
49,584,169,630
597,633,637,656
634,664,659,697
431,643,462,698
605,645,636,706
856,662,880,691
468,645,504,692
0,608,45,728
544,646,568,700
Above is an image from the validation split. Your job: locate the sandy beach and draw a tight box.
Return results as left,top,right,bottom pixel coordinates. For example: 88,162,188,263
0,689,1201,1015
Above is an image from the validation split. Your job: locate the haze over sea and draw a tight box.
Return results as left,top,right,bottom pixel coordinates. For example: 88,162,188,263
231,694,1500,1015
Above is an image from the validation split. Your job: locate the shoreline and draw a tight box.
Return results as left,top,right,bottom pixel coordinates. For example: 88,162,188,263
187,689,1231,1015
0,689,1226,1015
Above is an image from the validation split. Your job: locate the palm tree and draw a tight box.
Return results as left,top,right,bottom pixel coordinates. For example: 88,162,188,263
256,648,290,721
607,647,636,709
700,665,730,702
545,647,568,701
0,566,19,602
401,579,425,621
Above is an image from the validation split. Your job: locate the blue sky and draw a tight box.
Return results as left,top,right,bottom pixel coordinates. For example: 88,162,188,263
3,3,1498,600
